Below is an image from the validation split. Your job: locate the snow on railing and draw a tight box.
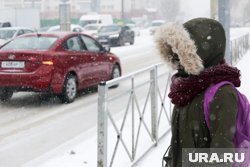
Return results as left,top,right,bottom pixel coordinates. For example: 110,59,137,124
230,33,249,65
97,64,172,167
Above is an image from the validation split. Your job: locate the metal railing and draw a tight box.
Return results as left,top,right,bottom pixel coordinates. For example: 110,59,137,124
230,33,249,65
96,32,250,167
97,64,172,167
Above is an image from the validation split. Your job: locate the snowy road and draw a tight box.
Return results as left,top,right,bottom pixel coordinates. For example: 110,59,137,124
0,31,163,167
1,27,249,167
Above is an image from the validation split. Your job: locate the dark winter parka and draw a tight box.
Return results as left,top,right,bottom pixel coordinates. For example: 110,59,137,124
155,18,239,167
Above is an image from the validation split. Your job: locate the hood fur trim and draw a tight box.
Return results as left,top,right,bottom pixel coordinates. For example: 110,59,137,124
155,22,204,75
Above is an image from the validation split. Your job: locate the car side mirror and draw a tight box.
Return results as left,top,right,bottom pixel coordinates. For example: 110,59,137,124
103,45,110,52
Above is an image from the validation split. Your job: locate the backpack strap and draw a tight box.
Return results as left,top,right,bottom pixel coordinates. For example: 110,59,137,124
203,81,234,128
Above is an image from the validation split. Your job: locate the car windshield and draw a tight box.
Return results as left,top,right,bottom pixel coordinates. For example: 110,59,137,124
1,36,58,50
99,25,121,33
127,24,135,28
80,20,98,27
152,22,164,27
84,25,99,31
0,30,16,40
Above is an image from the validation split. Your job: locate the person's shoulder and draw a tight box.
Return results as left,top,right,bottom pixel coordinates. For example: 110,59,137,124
215,84,237,99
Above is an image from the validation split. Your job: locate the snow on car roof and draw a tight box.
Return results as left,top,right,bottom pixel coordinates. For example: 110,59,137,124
0,27,34,30
20,32,84,38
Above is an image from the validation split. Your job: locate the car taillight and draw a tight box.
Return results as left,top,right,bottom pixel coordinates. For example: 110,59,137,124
42,61,54,65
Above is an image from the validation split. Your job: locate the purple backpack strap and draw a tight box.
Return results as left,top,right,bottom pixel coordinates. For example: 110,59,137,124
203,81,234,128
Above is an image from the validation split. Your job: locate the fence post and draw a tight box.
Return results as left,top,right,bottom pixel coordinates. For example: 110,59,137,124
219,0,231,65
131,76,135,160
247,34,249,49
97,82,108,167
150,66,158,145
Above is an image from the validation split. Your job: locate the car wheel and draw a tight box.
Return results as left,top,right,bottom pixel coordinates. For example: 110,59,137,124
130,37,134,45
59,74,77,103
110,65,121,88
0,88,13,102
118,38,124,46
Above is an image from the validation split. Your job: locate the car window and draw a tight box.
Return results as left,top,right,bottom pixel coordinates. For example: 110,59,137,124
79,20,98,27
0,30,16,40
73,27,82,32
99,25,121,33
81,35,101,52
1,36,58,50
152,22,164,27
17,30,24,36
1,22,11,27
64,36,83,51
23,29,34,34
123,26,130,31
84,25,99,31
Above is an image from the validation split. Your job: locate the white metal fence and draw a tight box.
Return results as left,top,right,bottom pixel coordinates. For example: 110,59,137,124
97,32,250,167
97,64,172,167
231,33,249,65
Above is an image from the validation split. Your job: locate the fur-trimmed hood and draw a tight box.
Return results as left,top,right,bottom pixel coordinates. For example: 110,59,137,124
155,18,226,75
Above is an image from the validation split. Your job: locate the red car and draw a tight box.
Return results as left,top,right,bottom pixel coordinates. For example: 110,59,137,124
0,32,121,103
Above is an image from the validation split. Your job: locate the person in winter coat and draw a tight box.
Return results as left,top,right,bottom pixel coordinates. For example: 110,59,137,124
155,18,241,167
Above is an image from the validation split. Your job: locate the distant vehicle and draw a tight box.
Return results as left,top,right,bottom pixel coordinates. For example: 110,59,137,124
47,24,84,32
38,26,50,32
82,24,103,37
0,22,11,28
0,32,121,103
0,27,34,46
149,20,165,35
79,14,113,27
126,23,140,36
96,25,135,46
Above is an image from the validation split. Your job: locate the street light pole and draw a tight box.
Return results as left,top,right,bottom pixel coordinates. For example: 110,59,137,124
91,0,101,13
210,0,218,19
32,0,35,8
121,0,124,19
218,0,231,65
59,0,71,31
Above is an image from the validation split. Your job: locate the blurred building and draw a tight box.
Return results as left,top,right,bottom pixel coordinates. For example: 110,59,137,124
0,0,91,19
0,0,160,20
40,0,92,19
100,0,158,19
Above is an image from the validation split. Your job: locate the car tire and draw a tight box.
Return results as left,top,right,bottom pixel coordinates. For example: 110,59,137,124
0,88,13,102
59,74,77,103
109,65,121,88
118,38,124,46
130,37,134,45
